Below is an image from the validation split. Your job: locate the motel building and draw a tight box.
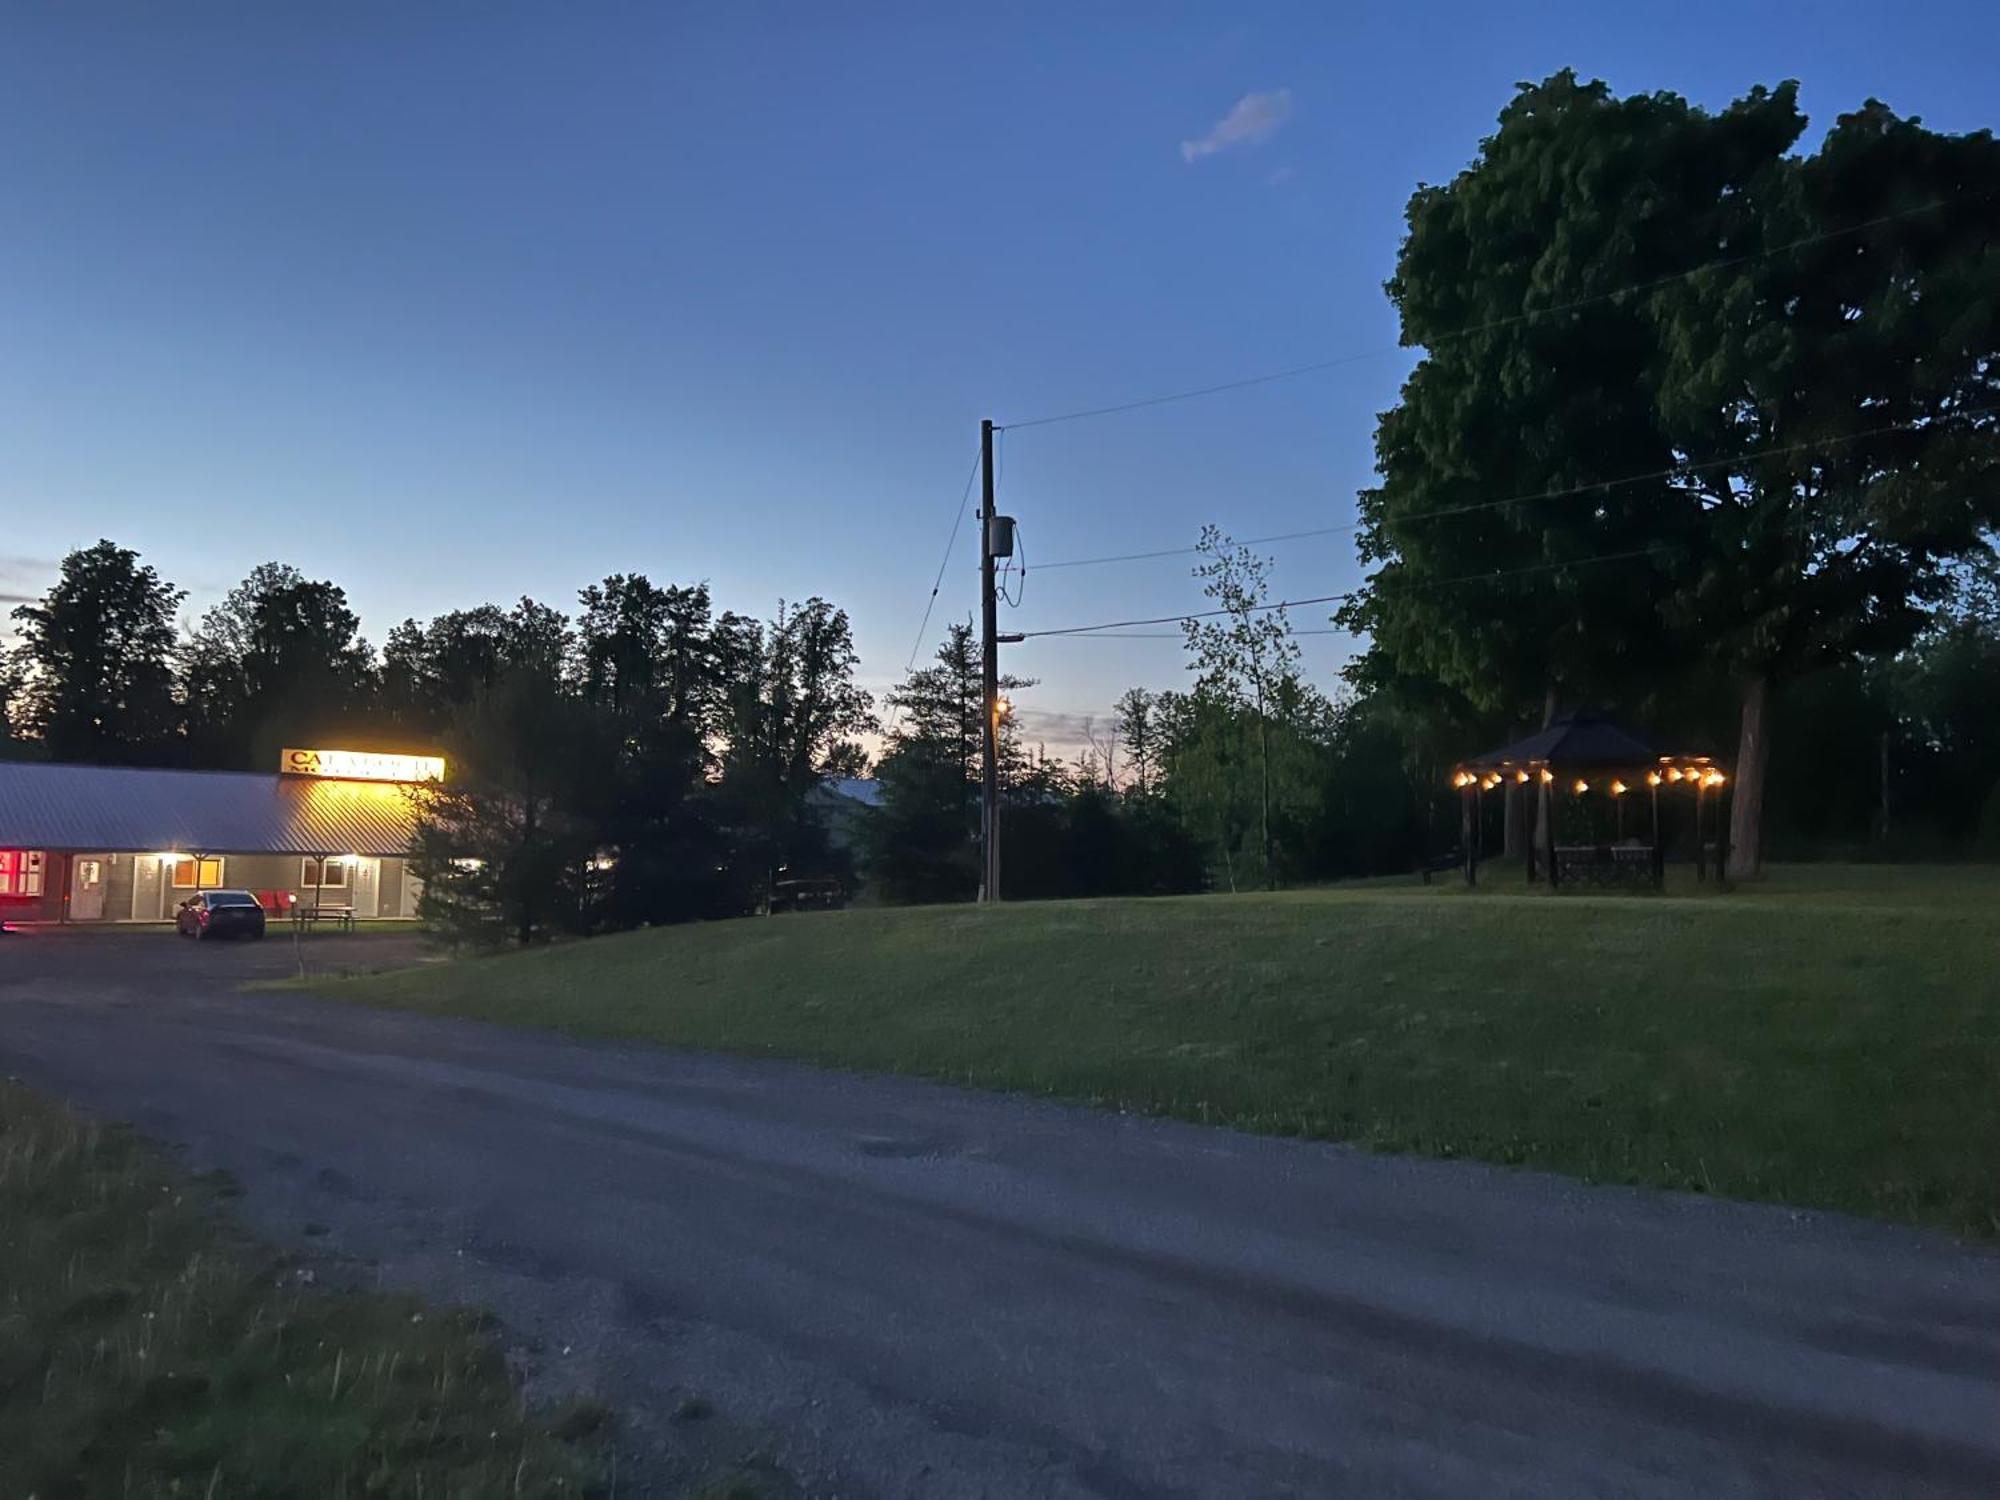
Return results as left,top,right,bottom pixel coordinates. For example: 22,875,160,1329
0,748,442,926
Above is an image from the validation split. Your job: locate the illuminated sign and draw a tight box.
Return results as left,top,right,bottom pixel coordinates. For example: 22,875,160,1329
281,748,445,783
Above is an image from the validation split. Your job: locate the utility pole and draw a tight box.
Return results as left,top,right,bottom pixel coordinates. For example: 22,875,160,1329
979,418,1001,903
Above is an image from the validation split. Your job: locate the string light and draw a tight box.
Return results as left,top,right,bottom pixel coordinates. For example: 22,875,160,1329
1540,768,1554,784
1572,778,1590,795
1610,779,1629,796
1646,771,1662,787
1514,769,1529,784
1705,769,1726,787
1665,767,1682,782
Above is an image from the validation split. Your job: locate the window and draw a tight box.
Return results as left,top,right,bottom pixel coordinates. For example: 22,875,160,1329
300,858,348,889
171,856,224,889
0,850,46,897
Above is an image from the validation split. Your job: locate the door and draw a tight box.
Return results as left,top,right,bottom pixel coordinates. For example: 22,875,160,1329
132,853,163,920
350,857,380,918
70,855,107,920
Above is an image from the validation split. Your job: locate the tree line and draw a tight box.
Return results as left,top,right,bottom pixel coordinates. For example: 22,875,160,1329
8,72,1996,917
867,537,2000,909
4,542,873,941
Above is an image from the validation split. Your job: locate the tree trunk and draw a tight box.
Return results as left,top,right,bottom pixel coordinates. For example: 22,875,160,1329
1727,673,1772,881
1502,779,1522,859
1529,686,1558,862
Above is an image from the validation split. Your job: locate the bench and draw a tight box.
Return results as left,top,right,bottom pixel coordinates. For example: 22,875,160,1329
292,903,355,931
1418,850,1467,884
1553,844,1656,888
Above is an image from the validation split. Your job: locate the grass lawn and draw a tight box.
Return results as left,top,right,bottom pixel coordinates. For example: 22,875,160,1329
321,864,2000,1237
0,1081,606,1499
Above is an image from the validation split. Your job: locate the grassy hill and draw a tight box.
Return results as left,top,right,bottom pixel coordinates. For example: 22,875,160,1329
324,866,2000,1236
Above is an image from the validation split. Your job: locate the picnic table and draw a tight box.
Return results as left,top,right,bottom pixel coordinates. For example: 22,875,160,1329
292,903,356,931
1553,843,1656,888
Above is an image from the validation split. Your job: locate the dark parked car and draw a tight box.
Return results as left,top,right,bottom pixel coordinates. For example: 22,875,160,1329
768,878,847,914
176,889,268,941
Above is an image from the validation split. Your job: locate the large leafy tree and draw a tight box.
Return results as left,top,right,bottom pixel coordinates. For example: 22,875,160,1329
1343,75,1773,722
575,576,747,924
380,605,515,732
1347,73,2000,876
407,613,614,947
7,541,184,762
182,563,377,766
715,597,875,892
1648,101,2000,874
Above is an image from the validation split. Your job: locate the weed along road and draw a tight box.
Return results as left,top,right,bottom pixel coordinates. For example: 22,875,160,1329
5,938,1999,1497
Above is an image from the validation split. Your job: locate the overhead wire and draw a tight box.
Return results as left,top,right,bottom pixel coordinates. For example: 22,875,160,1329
1027,400,2000,573
1017,546,1677,639
1028,627,1353,640
886,444,983,732
900,445,982,671
997,191,1995,433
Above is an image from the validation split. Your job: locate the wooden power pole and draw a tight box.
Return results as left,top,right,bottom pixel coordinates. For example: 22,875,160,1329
980,418,1001,903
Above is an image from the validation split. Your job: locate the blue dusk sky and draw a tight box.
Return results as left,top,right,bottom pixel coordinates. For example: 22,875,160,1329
5,2,1996,753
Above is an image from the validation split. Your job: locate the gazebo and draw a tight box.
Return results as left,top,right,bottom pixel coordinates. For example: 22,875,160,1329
1449,711,1729,889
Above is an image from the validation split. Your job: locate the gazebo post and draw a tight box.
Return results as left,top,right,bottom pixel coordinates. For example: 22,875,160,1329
1542,775,1560,891
1461,784,1476,887
1523,776,1537,884
1717,783,1733,889
1694,780,1707,883
1650,779,1664,890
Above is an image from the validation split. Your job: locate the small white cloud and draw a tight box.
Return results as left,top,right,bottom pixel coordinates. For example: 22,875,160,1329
1181,88,1293,163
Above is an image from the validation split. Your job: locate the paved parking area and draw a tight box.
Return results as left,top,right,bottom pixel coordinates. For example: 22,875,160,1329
0,924,435,998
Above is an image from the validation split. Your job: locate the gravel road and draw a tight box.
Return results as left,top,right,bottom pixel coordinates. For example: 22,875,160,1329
4,930,1997,1497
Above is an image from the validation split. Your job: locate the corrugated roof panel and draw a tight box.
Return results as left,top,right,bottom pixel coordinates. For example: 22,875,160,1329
0,762,419,855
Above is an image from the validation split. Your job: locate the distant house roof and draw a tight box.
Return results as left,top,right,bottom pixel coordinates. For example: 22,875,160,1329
817,776,884,809
1461,711,1675,771
0,761,419,856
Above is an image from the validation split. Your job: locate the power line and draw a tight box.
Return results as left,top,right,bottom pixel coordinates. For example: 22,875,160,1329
900,446,983,673
1023,627,1354,640
1017,546,1676,639
999,193,1991,433
1027,401,2000,573
885,444,983,734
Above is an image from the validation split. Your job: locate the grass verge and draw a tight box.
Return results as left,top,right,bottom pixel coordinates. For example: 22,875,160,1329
314,864,2000,1237
0,1080,604,1498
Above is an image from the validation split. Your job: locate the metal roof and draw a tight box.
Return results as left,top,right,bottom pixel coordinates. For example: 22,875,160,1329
0,761,419,856
816,776,884,809
1461,711,1676,771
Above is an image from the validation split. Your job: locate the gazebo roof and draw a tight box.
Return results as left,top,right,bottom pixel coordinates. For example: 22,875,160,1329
1461,710,1686,772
